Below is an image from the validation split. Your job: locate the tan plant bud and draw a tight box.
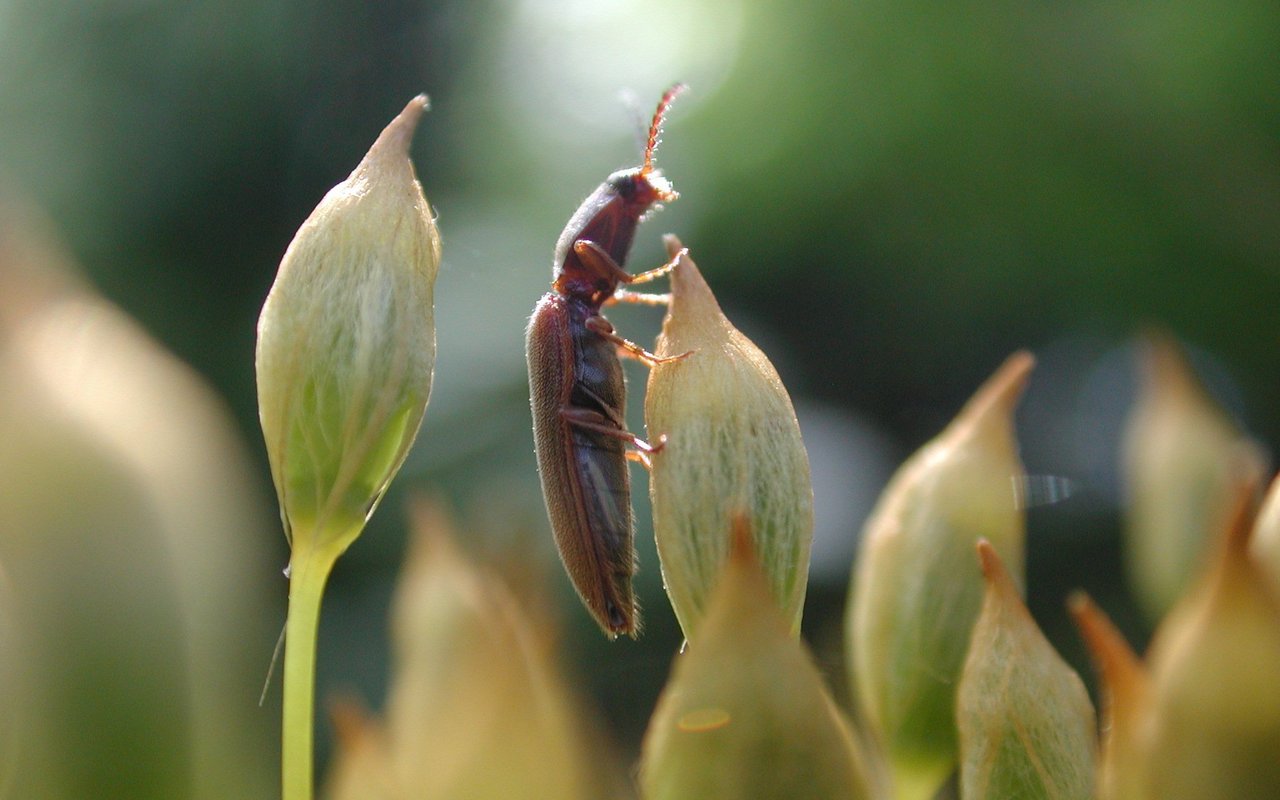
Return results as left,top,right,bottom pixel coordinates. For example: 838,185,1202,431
372,497,594,800
846,352,1032,800
1122,333,1267,621
957,542,1097,800
0,202,274,799
645,235,813,640
256,96,440,560
640,516,873,800
1139,480,1280,799
1068,592,1150,800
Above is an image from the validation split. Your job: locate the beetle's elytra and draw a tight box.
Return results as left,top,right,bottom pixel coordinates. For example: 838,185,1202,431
526,84,687,638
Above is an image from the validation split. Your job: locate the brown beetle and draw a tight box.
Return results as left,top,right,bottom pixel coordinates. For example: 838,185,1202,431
526,85,688,638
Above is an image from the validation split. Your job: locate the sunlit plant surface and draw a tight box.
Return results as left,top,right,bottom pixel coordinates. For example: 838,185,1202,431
1,94,1279,800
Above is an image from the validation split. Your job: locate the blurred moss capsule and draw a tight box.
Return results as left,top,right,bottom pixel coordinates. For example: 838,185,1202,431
640,516,872,800
846,352,1032,800
0,203,276,799
1122,333,1267,621
957,542,1097,800
256,96,440,558
353,497,595,800
645,236,813,640
1139,480,1280,799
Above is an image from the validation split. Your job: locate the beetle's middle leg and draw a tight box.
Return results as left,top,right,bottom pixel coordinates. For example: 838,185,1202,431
585,315,692,368
560,407,667,470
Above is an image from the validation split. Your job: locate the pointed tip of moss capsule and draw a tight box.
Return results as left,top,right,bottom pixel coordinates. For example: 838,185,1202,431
1067,591,1146,713
954,350,1035,441
974,538,1016,595
1067,591,1148,800
368,94,430,160
662,234,716,306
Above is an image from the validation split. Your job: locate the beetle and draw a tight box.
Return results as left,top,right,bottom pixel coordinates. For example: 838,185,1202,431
526,84,689,638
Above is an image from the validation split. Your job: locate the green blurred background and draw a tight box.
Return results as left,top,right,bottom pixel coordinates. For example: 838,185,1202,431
2,0,1277,773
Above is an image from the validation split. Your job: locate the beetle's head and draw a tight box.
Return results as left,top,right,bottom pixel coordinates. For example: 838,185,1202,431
607,167,677,209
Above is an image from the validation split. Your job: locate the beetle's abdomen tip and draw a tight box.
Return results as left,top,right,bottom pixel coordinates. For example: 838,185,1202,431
602,599,638,639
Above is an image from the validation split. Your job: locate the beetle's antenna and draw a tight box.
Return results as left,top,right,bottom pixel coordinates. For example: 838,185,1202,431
642,83,687,176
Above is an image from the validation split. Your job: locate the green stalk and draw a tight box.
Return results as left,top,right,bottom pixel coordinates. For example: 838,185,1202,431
281,536,342,800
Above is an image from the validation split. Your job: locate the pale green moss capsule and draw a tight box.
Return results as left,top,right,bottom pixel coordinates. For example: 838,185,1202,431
639,517,873,800
256,96,440,559
353,498,594,800
1122,333,1267,621
957,541,1097,800
645,236,813,641
1139,482,1280,799
846,352,1032,800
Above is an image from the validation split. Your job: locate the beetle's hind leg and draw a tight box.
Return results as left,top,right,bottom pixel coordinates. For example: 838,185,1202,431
560,408,667,471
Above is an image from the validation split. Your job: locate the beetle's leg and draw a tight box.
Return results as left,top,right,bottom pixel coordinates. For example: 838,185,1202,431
624,434,668,471
573,241,687,286
560,408,666,470
609,289,671,307
585,315,691,367
573,240,634,284
624,247,687,285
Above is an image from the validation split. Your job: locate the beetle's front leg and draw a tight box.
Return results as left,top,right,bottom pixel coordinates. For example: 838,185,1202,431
574,240,686,287
610,288,671,307
560,407,667,470
584,316,691,368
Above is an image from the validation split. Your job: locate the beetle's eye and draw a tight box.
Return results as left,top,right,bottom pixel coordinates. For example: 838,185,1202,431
610,173,639,199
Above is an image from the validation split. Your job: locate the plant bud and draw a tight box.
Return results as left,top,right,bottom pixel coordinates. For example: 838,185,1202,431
0,202,275,799
372,497,593,800
1122,333,1267,621
1250,472,1280,592
1139,479,1280,799
846,352,1032,800
645,235,813,640
256,96,440,559
957,541,1097,800
1068,592,1150,800
640,516,873,800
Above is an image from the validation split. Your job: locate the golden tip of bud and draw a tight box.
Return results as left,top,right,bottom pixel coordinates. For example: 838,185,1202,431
975,538,1013,589
328,694,376,748
963,350,1036,424
1067,591,1145,698
1139,329,1194,394
727,511,754,560
660,233,721,318
1222,462,1263,556
369,94,431,162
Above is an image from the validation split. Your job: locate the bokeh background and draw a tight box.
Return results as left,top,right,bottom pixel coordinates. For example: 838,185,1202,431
2,0,1277,782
